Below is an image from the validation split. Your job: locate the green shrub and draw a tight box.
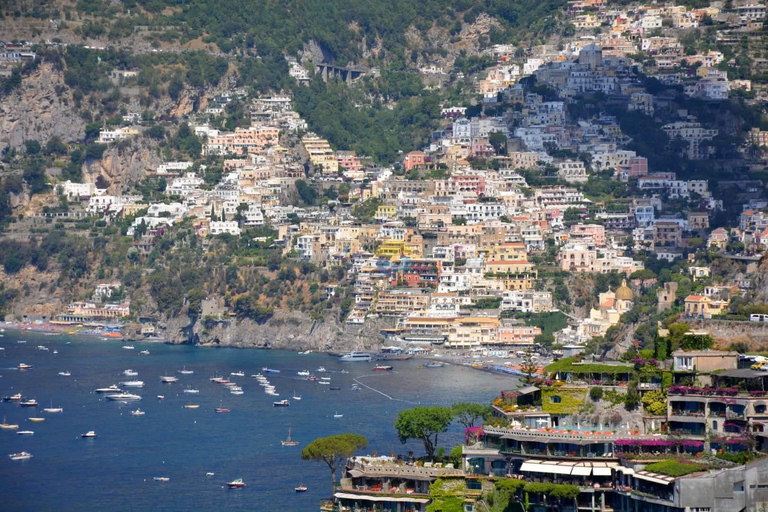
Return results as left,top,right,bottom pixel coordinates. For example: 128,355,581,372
644,460,705,477
589,387,604,401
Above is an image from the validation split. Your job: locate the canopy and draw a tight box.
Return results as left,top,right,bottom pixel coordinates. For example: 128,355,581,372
592,467,612,476
633,472,674,486
335,493,430,504
571,465,592,476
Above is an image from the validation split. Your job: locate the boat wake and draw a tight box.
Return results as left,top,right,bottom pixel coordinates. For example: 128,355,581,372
352,375,420,405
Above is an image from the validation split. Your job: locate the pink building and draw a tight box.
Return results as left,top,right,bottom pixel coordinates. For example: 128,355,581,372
628,156,648,178
337,151,362,173
570,224,606,247
403,151,427,171
558,243,597,272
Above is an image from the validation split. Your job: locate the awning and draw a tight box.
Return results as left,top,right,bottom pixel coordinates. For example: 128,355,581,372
571,465,592,476
592,467,612,476
335,492,430,504
348,469,364,478
633,472,674,486
616,467,635,475
539,463,574,475
520,462,545,472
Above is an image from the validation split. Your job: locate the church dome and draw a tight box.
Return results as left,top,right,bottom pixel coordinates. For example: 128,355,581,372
615,279,633,301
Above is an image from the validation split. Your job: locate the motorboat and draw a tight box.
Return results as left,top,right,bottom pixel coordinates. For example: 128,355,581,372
212,378,230,384
4,393,22,401
281,427,299,447
320,377,331,381
184,403,200,409
178,367,193,375
139,350,150,355
297,371,310,376
230,390,244,395
316,367,327,373
17,340,26,344
295,485,308,492
20,399,38,407
53,350,58,354
333,412,343,418
318,381,330,385
338,352,373,362
121,381,145,387
17,363,33,370
351,384,361,391
130,409,145,416
122,345,134,350
28,418,45,423
123,369,138,376
299,350,312,354
105,393,142,401
159,376,178,383
183,388,200,394
223,382,238,388
262,367,280,373
81,431,97,438
206,472,215,476
0,417,19,429
307,376,318,381
43,407,63,413
424,361,446,368
273,400,290,407
96,385,122,393
227,478,245,489
58,371,71,377
17,430,34,435
9,451,32,460
330,386,341,391
251,373,265,379
37,345,49,351
157,395,165,400
373,365,393,371
153,477,169,482
215,407,231,413
266,390,279,396
231,371,244,377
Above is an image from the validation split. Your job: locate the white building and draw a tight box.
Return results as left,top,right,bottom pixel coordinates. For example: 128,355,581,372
209,221,241,236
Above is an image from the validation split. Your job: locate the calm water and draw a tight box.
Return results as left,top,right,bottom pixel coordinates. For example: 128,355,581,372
0,330,512,511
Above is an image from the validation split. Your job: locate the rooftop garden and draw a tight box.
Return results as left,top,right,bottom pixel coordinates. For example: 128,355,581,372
541,387,586,415
643,460,706,477
667,386,748,396
546,357,634,376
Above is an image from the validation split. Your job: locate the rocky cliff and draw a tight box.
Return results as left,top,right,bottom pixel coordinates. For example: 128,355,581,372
83,138,163,194
0,62,85,150
129,310,396,353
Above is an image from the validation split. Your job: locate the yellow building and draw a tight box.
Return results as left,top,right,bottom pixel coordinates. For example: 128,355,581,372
375,204,398,222
446,317,500,349
488,242,528,262
302,133,338,174
374,290,431,314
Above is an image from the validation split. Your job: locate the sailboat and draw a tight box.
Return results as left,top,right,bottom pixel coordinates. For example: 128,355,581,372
291,391,301,401
333,412,343,418
281,427,299,446
215,400,230,413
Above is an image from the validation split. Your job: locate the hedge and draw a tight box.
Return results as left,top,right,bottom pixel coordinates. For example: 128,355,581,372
643,460,705,477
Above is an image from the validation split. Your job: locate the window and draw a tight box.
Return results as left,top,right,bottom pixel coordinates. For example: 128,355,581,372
550,396,562,404
733,481,745,493
755,404,766,414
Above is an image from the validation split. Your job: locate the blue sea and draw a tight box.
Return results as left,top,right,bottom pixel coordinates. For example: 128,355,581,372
0,330,512,511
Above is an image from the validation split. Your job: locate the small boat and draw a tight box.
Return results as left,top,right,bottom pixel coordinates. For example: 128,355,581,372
297,371,310,376
53,350,58,354
123,369,138,376
223,382,238,388
373,365,393,371
318,381,330,385
251,374,264,379
212,378,230,384
295,485,308,492
320,377,331,381
28,417,45,423
178,367,193,375
330,386,341,391
231,371,244,377
20,399,38,407
157,395,165,400
58,371,71,377
4,393,23,401
121,381,145,387
37,345,49,351
206,472,215,476
316,367,327,373
0,417,19,429
338,352,373,362
17,430,34,435
18,363,32,370
130,409,145,416
153,477,169,482
17,340,27,344
424,361,445,368
273,400,290,407
265,390,279,396
139,350,150,355
43,407,63,413
351,385,361,391
340,370,349,374
262,367,280,373
215,407,231,413
227,478,246,489
160,376,177,383
183,388,200,394
230,390,244,395
122,345,134,350
184,403,200,409
9,451,32,460
81,431,97,438
291,392,301,401
281,427,299,446
299,350,312,354
96,385,122,393
333,412,343,418
307,376,318,381
105,393,142,401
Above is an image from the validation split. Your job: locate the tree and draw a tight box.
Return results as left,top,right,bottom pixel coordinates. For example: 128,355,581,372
452,402,491,429
641,389,667,416
521,346,538,385
301,434,368,496
395,406,453,459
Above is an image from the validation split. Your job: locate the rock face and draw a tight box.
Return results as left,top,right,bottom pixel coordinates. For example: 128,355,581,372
0,62,85,150
147,309,394,353
688,319,768,349
83,138,163,194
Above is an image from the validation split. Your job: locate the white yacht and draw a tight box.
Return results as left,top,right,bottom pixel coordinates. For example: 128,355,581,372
231,371,244,377
9,451,33,460
105,393,142,401
130,409,145,416
81,431,97,438
178,367,193,375
297,371,310,376
338,352,374,362
121,381,145,387
96,385,122,393
122,345,134,350
139,350,150,355
58,371,71,377
159,376,178,383
183,388,200,394
17,430,34,436
123,369,138,376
